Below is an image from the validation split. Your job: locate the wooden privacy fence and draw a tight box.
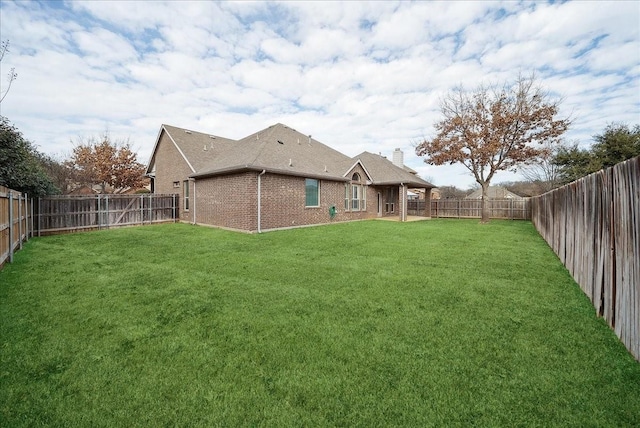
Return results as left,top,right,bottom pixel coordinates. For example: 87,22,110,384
411,198,531,219
36,194,178,236
530,156,639,361
0,186,33,268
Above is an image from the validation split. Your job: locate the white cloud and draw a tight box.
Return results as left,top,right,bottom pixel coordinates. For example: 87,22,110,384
0,0,638,189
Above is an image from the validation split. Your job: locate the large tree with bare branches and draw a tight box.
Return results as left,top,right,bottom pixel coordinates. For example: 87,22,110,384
415,74,570,222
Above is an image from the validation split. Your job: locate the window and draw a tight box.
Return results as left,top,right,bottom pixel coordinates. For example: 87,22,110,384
183,180,190,211
173,181,180,188
305,178,319,207
351,184,360,211
345,172,367,212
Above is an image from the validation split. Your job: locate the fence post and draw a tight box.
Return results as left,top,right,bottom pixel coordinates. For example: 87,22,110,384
25,195,30,241
17,193,23,250
8,192,13,263
106,195,109,229
37,197,41,237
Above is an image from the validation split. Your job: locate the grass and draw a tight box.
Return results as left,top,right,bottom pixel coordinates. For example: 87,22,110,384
1,219,639,427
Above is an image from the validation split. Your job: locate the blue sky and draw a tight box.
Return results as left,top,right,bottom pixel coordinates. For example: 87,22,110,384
1,0,638,188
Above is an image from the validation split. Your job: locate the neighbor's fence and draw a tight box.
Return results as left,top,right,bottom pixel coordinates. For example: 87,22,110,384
1,186,33,268
408,198,531,219
531,156,639,361
35,194,178,236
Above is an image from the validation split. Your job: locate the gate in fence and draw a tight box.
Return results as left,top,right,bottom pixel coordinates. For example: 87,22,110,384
35,194,178,236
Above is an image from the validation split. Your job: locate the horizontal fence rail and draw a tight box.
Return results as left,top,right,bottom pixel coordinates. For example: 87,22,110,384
1,186,33,268
408,199,531,220
531,156,639,361
36,194,178,236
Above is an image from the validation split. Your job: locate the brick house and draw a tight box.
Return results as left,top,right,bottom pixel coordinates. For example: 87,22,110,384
146,123,434,232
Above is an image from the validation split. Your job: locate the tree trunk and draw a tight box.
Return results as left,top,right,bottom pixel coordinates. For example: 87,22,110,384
480,182,490,223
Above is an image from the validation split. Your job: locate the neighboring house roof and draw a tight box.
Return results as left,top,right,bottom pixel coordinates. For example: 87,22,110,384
465,186,524,200
147,123,435,188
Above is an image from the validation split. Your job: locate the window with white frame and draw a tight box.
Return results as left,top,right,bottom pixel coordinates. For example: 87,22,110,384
183,180,190,211
344,184,350,211
351,183,360,211
348,172,366,212
305,178,319,207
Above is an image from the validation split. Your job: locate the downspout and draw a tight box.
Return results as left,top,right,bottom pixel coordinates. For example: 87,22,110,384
257,170,266,233
192,179,196,225
401,183,406,222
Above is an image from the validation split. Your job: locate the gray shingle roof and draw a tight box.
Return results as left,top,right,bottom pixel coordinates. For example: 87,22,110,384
152,123,434,187
353,152,434,188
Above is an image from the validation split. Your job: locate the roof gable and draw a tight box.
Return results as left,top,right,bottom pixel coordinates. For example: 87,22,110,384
354,151,434,188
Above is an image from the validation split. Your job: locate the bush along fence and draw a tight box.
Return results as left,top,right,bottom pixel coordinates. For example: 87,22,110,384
0,192,178,269
408,198,531,220
0,186,34,268
530,156,639,361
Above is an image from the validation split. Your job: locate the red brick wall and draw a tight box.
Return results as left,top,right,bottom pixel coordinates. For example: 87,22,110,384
259,173,379,231
151,131,194,222
191,172,379,232
194,173,257,231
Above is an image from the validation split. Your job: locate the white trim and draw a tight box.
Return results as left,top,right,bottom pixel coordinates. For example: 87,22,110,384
343,159,373,182
166,127,196,173
146,125,196,176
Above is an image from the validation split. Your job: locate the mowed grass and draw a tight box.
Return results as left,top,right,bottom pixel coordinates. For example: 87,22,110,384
1,220,639,427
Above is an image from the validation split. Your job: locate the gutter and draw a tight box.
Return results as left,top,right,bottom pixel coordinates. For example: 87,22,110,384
257,170,266,233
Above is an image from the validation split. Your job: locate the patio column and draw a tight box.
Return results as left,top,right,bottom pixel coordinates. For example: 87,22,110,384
424,188,432,218
400,184,407,222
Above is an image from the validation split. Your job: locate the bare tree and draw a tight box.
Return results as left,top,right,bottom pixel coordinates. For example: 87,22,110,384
0,40,18,104
519,139,568,193
415,73,570,222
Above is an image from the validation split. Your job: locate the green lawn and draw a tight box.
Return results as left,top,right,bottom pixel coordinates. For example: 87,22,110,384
1,220,639,427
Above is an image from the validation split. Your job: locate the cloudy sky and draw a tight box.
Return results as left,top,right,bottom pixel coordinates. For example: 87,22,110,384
1,0,638,188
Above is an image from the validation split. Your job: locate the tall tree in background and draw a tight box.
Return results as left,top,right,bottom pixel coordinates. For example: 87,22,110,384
415,74,570,222
554,123,640,184
591,123,640,169
66,133,147,193
0,116,59,197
